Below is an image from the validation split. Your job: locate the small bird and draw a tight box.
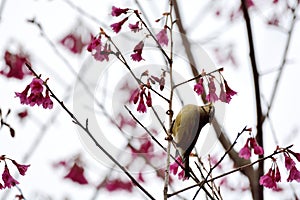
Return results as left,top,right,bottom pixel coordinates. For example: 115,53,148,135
172,103,214,178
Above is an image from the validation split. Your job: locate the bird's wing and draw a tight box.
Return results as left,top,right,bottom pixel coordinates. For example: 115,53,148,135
173,105,201,157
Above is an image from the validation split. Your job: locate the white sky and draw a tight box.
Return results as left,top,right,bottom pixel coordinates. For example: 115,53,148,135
0,0,300,199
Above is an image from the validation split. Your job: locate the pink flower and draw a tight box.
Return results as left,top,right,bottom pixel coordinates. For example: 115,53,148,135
111,17,128,33
178,169,188,181
87,35,101,52
43,90,53,109
111,6,129,17
287,166,300,182
11,160,30,176
146,91,152,107
27,92,44,106
93,43,110,62
105,179,133,192
239,137,263,159
129,21,141,32
29,78,44,94
64,163,88,185
159,77,165,91
2,164,19,189
131,41,144,62
138,172,145,182
246,0,255,8
259,168,277,189
206,77,218,102
137,94,146,113
194,78,204,95
129,88,140,104
139,140,153,155
156,28,168,46
284,153,296,170
239,140,251,159
249,137,264,155
170,156,182,175
260,161,281,190
0,51,30,80
252,142,264,155
15,85,30,104
289,150,300,162
219,83,227,103
275,166,281,182
60,33,87,54
224,80,237,102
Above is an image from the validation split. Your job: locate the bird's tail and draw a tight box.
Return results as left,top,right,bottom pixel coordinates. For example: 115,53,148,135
184,156,190,178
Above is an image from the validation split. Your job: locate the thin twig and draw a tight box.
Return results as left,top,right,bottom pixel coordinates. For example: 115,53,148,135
172,67,223,90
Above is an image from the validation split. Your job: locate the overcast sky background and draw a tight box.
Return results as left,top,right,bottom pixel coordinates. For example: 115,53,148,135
0,0,300,199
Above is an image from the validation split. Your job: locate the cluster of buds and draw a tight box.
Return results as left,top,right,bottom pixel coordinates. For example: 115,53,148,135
130,85,152,113
129,69,167,113
0,155,30,189
15,77,53,109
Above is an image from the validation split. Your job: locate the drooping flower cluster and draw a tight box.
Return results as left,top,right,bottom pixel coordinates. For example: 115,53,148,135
130,86,152,113
259,149,300,190
87,33,111,62
15,77,53,109
193,72,237,104
259,159,281,190
0,50,31,80
169,156,188,181
128,70,161,113
0,155,30,190
109,5,169,62
239,137,264,159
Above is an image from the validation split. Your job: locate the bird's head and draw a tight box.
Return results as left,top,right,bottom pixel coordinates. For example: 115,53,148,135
201,102,215,123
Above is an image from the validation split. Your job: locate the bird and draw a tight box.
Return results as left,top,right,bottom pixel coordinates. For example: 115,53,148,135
171,103,215,178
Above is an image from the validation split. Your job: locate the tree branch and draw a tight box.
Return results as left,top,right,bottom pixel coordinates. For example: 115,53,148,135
240,1,264,199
